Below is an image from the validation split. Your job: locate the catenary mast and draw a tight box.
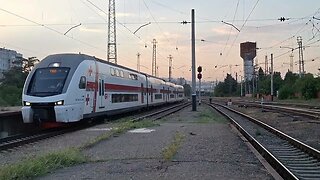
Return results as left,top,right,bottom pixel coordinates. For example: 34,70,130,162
107,0,117,64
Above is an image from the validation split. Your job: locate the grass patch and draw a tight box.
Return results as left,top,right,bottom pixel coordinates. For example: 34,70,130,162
162,132,185,161
81,119,158,149
197,108,227,124
0,119,158,180
0,148,86,180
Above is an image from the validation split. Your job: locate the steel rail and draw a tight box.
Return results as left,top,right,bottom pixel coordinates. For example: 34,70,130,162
206,102,320,179
132,102,191,122
232,101,320,119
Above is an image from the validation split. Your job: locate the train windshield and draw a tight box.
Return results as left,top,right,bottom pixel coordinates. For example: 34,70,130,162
27,67,70,97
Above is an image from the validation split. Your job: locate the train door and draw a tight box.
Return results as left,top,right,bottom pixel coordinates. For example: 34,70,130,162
141,83,144,104
98,76,105,109
151,85,153,103
162,87,165,101
84,66,95,114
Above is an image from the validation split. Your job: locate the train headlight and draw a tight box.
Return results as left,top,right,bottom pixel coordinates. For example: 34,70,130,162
24,101,31,106
55,100,64,106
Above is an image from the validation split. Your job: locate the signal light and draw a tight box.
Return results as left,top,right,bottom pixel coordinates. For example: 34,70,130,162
197,66,202,73
197,73,202,79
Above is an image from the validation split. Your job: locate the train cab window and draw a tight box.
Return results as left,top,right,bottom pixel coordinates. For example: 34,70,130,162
79,76,86,89
27,67,70,96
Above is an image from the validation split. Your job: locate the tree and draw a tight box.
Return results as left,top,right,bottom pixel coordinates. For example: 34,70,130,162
0,56,39,106
297,74,318,99
278,71,299,99
214,74,238,97
22,57,39,73
183,83,191,97
257,71,283,96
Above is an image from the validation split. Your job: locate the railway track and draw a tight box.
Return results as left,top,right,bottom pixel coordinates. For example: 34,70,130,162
0,102,190,152
206,102,320,180
230,100,320,120
132,102,191,122
0,125,90,151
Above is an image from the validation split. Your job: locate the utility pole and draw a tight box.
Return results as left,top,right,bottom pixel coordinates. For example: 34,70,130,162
297,36,304,77
235,72,238,82
137,53,140,72
199,78,202,105
168,55,173,82
252,71,255,97
107,0,117,64
270,53,274,101
265,55,268,74
191,9,196,111
289,53,294,72
152,39,157,76
240,75,243,97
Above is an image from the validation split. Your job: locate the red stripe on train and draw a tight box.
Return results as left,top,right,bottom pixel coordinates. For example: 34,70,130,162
105,84,141,92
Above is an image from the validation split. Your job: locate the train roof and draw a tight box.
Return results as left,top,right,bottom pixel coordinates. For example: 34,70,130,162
41,53,167,81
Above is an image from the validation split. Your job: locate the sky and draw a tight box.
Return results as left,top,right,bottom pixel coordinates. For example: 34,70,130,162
0,0,320,82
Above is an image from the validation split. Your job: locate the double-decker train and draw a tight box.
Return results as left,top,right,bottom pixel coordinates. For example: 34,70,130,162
21,53,184,127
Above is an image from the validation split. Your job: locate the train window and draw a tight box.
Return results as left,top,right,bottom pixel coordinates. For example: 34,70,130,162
115,69,120,77
120,70,124,78
128,74,137,80
155,94,162,99
110,68,115,76
79,76,86,89
112,94,138,103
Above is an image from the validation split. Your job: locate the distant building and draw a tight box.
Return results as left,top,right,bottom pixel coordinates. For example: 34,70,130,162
177,77,186,85
0,48,23,79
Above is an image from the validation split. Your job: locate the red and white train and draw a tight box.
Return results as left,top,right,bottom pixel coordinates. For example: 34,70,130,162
22,53,184,126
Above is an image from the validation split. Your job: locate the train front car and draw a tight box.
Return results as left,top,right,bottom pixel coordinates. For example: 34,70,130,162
21,54,94,127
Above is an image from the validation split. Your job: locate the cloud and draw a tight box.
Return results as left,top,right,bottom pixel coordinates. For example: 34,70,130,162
116,12,135,18
211,25,239,35
79,27,105,33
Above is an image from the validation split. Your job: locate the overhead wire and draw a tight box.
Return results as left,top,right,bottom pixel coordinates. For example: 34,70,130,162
222,0,240,56
0,7,105,53
82,0,150,65
223,0,260,60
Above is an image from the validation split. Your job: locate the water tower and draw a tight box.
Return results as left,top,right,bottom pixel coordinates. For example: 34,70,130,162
240,42,256,94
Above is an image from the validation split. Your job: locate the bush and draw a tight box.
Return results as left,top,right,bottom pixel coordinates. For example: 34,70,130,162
0,85,22,106
278,84,294,99
301,78,317,100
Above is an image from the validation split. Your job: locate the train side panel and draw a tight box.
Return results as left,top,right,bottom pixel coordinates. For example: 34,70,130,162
147,76,166,107
88,62,147,117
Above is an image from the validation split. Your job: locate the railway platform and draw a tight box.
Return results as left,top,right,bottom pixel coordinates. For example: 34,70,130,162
38,105,275,179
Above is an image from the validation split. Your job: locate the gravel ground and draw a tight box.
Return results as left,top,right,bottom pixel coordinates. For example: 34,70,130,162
231,105,320,150
38,105,273,180
0,123,116,167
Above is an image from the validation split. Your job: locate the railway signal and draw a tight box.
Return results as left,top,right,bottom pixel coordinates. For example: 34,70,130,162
197,66,202,105
197,66,202,73
197,73,202,79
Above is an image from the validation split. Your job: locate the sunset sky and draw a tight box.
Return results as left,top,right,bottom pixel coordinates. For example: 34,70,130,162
0,0,320,81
